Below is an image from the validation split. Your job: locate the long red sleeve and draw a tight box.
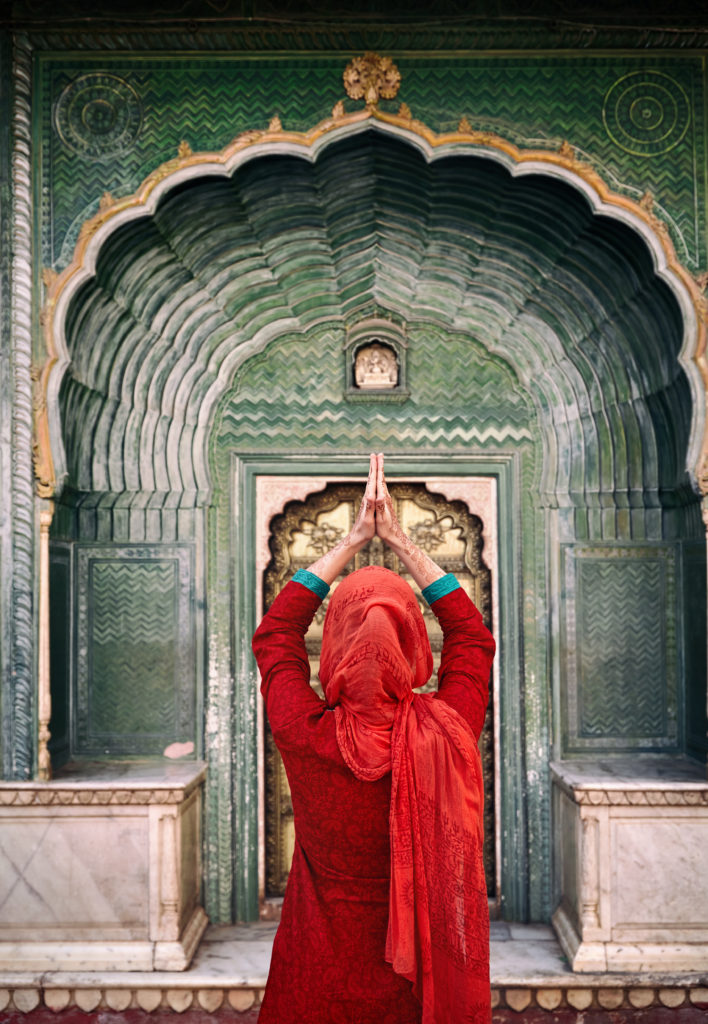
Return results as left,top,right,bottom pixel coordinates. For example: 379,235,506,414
432,587,496,741
252,580,324,740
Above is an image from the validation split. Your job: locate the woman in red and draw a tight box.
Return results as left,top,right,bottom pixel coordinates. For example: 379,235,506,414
252,454,496,1024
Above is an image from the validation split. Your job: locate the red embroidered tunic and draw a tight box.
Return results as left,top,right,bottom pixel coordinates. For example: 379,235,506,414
252,579,494,1024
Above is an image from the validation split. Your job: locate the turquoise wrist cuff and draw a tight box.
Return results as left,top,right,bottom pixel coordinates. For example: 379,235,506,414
422,573,460,605
292,569,330,600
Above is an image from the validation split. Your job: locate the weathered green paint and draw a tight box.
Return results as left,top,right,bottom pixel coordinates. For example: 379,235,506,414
72,545,195,756
48,544,71,769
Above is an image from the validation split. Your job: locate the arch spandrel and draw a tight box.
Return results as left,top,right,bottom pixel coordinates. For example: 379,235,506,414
36,105,708,509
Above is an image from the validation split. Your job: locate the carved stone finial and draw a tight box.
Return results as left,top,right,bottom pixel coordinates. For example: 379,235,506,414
458,116,473,134
332,100,345,120
398,102,412,121
269,115,282,132
178,140,192,159
99,191,114,213
343,53,401,107
559,140,574,159
42,267,58,290
639,190,654,213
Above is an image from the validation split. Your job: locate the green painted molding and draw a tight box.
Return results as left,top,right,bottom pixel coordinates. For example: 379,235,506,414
0,28,11,775
3,31,36,780
9,11,708,53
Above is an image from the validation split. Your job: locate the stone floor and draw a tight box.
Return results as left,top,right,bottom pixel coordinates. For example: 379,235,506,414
1,922,707,1019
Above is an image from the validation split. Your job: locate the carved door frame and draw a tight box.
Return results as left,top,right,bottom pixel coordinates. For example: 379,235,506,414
252,468,503,916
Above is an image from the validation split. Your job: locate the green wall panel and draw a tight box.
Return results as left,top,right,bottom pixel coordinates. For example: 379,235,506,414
562,543,678,754
684,540,708,760
74,544,196,756
37,53,707,280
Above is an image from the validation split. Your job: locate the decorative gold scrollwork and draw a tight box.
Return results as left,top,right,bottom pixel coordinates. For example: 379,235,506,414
343,52,401,107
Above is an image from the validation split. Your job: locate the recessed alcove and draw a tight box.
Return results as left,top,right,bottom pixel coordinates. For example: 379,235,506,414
344,317,409,399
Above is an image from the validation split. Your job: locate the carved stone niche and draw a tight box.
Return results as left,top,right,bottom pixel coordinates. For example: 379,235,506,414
344,317,409,401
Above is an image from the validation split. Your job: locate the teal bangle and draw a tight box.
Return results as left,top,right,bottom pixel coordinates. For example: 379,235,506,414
292,569,330,600
421,573,460,605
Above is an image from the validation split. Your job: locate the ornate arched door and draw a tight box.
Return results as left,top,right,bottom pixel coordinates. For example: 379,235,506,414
263,481,495,906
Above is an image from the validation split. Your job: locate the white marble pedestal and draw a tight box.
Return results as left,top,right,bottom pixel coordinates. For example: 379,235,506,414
551,758,708,973
0,761,208,972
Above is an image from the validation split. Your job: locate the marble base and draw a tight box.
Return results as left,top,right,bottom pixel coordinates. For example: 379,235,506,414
551,758,708,973
0,762,208,972
1,923,707,1017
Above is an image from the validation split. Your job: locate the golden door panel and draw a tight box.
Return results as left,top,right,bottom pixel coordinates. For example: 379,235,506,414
264,482,494,898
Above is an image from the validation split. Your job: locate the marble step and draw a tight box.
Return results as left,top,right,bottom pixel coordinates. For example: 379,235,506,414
0,923,706,1017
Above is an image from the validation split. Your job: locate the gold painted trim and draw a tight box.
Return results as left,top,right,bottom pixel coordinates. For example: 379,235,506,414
37,103,708,495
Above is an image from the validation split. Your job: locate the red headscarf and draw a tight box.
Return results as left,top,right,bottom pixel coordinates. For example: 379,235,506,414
320,566,490,1024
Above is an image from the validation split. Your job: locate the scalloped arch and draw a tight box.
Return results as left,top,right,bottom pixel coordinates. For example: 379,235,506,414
38,107,708,507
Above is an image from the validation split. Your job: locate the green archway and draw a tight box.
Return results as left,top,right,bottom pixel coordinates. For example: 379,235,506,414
46,121,705,923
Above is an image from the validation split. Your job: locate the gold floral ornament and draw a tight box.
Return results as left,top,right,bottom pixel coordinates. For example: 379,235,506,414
302,520,344,556
343,53,401,107
408,519,447,553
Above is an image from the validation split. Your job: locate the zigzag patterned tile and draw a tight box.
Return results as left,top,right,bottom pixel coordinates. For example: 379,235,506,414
577,558,668,740
88,561,178,737
215,324,534,453
41,55,706,272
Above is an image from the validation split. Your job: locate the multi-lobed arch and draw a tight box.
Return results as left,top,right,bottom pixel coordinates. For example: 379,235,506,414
38,108,707,515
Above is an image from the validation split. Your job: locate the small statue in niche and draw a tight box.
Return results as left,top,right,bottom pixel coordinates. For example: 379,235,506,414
354,342,398,389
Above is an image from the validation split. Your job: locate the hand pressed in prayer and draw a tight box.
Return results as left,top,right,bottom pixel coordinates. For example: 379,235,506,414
348,451,377,546
303,453,377,584
373,452,446,591
372,452,404,547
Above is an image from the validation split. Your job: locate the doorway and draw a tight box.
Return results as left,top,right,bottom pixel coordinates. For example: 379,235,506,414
260,478,499,911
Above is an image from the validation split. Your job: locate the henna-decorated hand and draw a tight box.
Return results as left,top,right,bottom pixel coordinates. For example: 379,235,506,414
302,453,377,585
373,452,405,546
373,452,446,590
348,452,377,546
